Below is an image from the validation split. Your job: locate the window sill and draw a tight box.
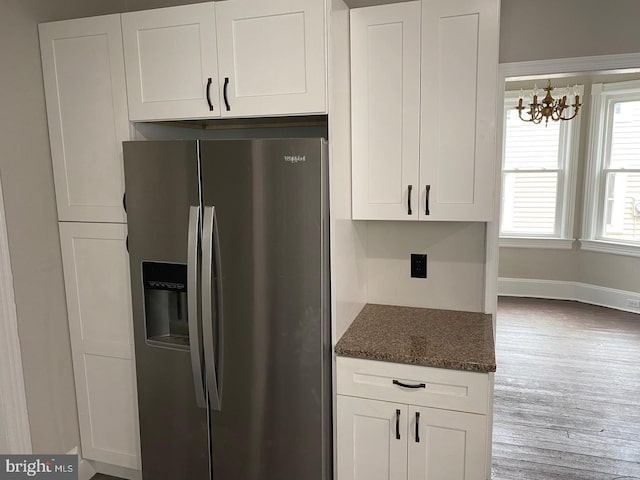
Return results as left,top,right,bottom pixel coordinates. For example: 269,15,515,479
579,239,640,258
499,237,574,250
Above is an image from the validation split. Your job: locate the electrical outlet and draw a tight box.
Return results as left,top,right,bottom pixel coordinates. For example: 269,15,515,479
411,254,427,278
627,299,640,309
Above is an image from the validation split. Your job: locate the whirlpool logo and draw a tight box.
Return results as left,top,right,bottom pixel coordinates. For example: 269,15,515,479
284,154,306,163
148,281,184,290
1,455,77,479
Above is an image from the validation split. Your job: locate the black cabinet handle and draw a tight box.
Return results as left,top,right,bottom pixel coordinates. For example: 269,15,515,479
206,77,214,111
393,379,426,389
395,409,401,440
125,235,129,253
425,185,431,216
408,185,413,215
223,77,231,111
415,412,420,443
122,193,127,213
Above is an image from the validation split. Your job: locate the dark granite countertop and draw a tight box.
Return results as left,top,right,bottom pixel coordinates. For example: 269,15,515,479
335,304,496,373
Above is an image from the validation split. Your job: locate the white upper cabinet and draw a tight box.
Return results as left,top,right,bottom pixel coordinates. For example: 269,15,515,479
39,15,129,223
122,3,220,121
121,0,327,121
420,0,500,221
408,407,487,480
350,0,499,221
215,0,327,117
350,2,421,220
337,396,408,480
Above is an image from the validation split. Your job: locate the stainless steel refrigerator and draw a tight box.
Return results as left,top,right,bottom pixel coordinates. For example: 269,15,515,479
123,139,331,480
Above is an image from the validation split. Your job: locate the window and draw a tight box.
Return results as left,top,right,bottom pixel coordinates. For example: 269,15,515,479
500,89,581,248
582,80,640,256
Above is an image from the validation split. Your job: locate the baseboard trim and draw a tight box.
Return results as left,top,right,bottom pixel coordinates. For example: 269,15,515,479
66,447,143,480
93,460,142,480
498,278,640,315
66,447,95,480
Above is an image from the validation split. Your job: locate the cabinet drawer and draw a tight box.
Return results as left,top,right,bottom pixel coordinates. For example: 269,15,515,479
336,357,489,414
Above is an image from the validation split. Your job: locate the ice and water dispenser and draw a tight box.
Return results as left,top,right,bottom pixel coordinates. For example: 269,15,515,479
142,262,190,349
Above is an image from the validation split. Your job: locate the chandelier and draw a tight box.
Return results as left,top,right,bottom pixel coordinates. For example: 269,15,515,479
516,80,582,126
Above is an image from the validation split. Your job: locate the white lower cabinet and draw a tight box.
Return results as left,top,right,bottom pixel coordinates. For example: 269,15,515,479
408,407,487,480
337,396,408,480
337,357,489,480
59,222,141,469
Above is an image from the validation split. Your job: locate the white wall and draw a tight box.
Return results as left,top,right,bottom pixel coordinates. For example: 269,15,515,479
2,0,81,455
366,222,486,312
499,0,640,63
0,397,8,453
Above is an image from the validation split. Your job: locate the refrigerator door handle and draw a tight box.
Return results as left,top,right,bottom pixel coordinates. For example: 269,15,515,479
187,205,206,409
202,205,222,411
212,206,225,408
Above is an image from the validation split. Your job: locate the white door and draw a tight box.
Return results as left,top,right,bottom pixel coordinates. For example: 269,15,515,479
408,407,487,480
122,3,220,121
350,2,421,220
59,223,140,469
39,15,129,223
337,395,408,480
420,0,500,221
215,0,326,117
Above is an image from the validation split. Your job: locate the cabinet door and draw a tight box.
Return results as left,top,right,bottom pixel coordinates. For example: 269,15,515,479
408,407,487,480
122,3,220,121
337,396,408,480
420,0,500,221
59,223,141,469
215,0,326,117
350,2,421,220
39,15,129,223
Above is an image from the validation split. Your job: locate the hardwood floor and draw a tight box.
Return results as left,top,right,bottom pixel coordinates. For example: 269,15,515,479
492,297,640,480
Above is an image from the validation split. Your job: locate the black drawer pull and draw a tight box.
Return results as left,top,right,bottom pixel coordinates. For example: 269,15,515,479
395,409,401,440
223,77,231,111
393,379,426,389
206,77,214,111
425,184,431,216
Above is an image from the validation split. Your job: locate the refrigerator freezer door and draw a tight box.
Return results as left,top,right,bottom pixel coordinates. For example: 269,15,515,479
124,140,209,480
200,139,331,480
